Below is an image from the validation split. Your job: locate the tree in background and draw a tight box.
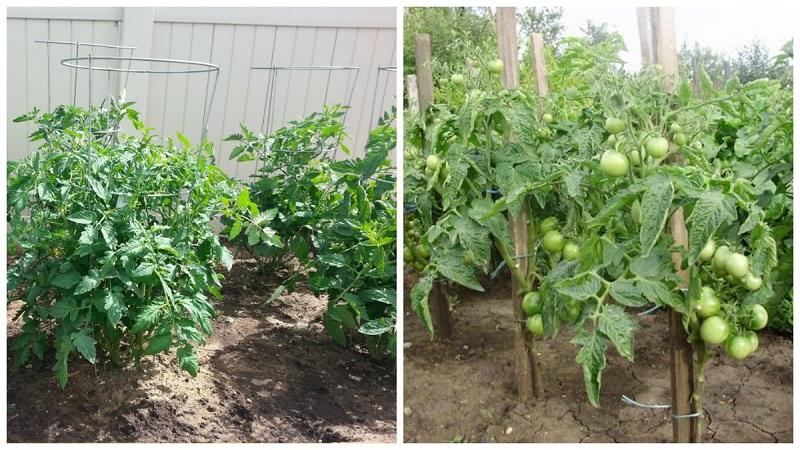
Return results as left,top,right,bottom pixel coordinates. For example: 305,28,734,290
403,7,496,76
517,7,565,49
580,20,622,47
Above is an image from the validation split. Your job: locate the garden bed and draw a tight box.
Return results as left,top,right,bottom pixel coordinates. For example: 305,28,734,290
6,260,396,443
403,275,792,443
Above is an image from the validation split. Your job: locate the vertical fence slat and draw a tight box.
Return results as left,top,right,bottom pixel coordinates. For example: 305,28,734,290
7,19,29,160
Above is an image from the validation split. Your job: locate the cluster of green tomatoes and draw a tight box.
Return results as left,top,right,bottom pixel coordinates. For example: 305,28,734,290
521,217,583,337
404,215,430,272
693,240,768,360
598,116,697,178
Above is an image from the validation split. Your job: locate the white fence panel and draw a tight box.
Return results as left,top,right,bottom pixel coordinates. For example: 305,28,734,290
7,7,397,174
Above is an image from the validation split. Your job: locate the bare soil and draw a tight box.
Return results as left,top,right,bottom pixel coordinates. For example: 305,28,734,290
403,274,792,443
6,260,396,443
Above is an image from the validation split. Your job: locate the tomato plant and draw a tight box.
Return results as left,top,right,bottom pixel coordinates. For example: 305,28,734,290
228,107,398,358
405,35,787,406
8,100,272,387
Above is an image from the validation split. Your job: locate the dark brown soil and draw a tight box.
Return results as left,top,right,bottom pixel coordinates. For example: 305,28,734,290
403,274,792,443
6,260,396,443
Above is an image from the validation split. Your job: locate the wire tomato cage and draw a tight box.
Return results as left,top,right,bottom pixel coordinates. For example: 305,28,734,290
248,64,360,163
367,65,397,127
60,55,221,143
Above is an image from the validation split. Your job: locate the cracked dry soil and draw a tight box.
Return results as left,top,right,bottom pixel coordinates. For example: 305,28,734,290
403,274,792,443
7,260,396,443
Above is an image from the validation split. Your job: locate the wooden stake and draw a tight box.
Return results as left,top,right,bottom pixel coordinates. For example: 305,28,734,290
650,7,699,443
430,282,453,340
496,6,537,400
405,75,420,116
636,8,653,66
414,34,435,113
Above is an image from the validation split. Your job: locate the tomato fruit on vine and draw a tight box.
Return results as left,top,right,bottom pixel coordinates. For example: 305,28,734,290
645,136,669,158
745,304,768,330
743,273,763,291
562,242,579,260
426,154,441,171
725,253,749,278
600,150,629,177
527,314,544,337
543,230,565,253
711,245,731,275
700,316,730,344
462,252,474,265
404,248,414,263
559,299,582,325
698,240,716,262
542,113,554,124
743,330,759,353
674,133,688,146
488,59,504,74
725,334,752,360
539,217,558,233
522,291,542,316
450,73,465,85
604,116,625,134
695,286,721,319
670,123,682,134
627,150,641,166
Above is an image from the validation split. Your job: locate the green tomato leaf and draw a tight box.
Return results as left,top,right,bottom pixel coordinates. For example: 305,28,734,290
571,328,607,407
639,175,674,255
598,304,637,361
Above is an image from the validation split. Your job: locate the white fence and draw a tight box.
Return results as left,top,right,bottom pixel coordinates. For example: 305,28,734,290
6,7,398,175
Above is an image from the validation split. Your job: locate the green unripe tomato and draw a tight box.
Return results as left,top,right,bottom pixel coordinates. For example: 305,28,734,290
743,273,763,291
414,244,431,260
604,116,625,134
691,140,703,150
413,261,425,272
606,134,617,145
627,150,641,166
694,286,721,319
403,247,414,263
438,163,449,182
600,150,629,177
526,314,544,337
462,252,474,265
645,136,669,158
711,245,731,275
562,242,580,260
631,199,642,225
542,113,554,124
725,253,749,278
700,316,730,345
450,73,465,85
745,304,768,330
698,240,716,262
743,330,759,353
488,59,504,74
674,133,688,146
559,299,582,324
521,291,542,316
426,154,441,171
542,230,565,253
725,334,752,360
670,123,682,134
539,217,558,233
